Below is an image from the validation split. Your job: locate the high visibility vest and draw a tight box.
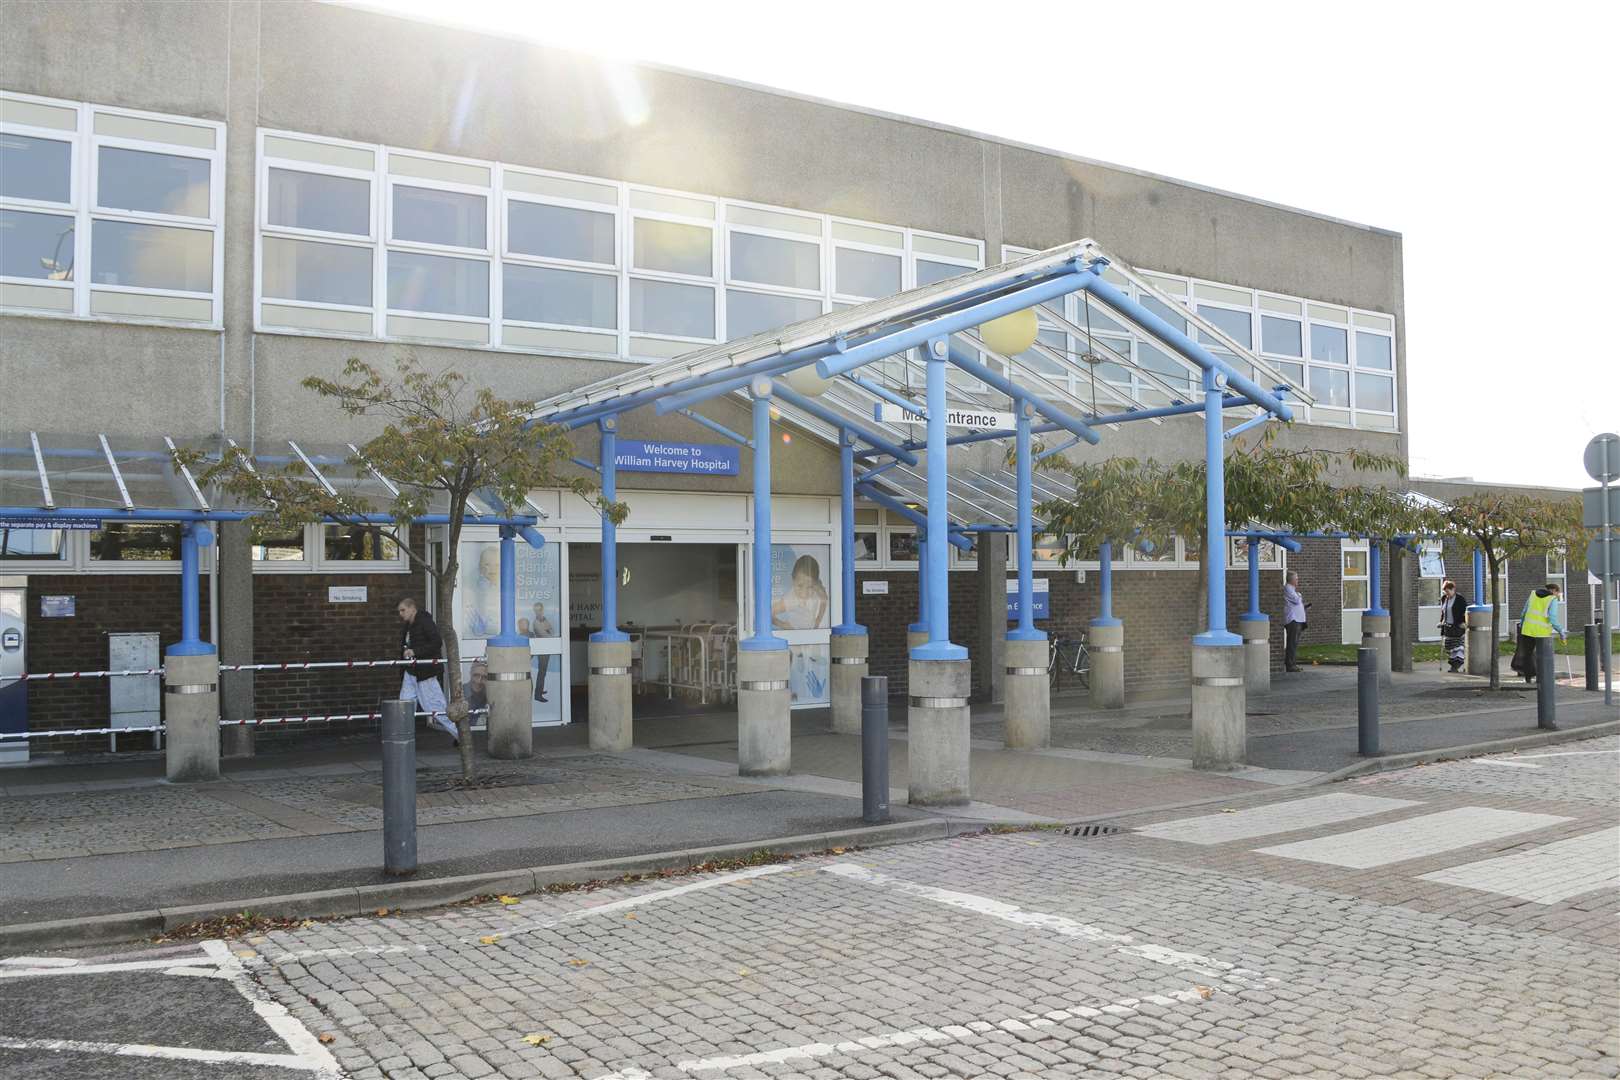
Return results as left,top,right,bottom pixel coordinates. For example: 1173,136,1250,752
1520,592,1557,638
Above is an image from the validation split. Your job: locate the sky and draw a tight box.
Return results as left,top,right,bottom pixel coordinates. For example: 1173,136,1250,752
360,0,1617,490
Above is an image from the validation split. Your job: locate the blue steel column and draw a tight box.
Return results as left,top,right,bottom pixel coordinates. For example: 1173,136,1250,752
1367,540,1388,616
1245,537,1263,620
1010,401,1041,641
745,382,784,652
834,430,863,636
917,338,965,660
912,536,929,635
1097,541,1119,624
591,420,627,644
1195,369,1239,645
170,523,214,656
1471,549,1486,610
491,526,527,647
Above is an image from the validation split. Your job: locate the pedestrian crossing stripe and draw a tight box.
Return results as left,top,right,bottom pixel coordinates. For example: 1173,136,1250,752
1416,826,1620,904
1136,793,1420,846
1255,807,1572,869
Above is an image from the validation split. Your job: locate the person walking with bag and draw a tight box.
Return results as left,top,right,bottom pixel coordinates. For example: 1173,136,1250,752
1509,583,1565,684
1438,579,1469,673
397,597,455,743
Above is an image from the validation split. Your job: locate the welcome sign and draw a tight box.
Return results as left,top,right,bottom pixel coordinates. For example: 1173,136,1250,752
614,439,740,476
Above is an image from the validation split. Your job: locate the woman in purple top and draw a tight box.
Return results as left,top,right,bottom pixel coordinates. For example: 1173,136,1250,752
1282,571,1309,672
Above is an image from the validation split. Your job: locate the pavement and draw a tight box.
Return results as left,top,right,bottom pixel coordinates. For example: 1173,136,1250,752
0,664,1615,949
0,733,1613,1078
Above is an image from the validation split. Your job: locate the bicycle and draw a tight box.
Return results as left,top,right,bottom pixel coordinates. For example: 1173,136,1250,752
1048,634,1090,691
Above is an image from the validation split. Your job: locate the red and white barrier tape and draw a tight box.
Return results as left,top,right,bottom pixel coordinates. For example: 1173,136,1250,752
0,658,442,684
0,706,490,740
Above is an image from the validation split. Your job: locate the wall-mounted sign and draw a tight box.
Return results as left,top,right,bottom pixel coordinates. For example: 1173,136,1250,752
1,515,101,531
862,579,889,595
40,595,75,618
1005,576,1050,620
328,586,368,604
614,439,739,476
875,403,1014,432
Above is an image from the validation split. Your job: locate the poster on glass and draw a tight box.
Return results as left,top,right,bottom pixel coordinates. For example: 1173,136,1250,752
459,539,564,725
770,544,831,631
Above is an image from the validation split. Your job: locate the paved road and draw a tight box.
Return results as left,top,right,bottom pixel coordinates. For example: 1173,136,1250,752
2,736,1616,1078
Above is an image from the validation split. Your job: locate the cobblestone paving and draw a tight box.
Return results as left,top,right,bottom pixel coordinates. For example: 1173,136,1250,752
218,736,1618,1078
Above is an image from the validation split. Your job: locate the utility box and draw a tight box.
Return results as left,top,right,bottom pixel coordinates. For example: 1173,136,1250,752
109,632,161,750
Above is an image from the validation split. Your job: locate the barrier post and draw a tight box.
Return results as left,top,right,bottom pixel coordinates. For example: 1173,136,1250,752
381,698,417,876
1585,624,1601,691
861,675,890,825
1536,637,1557,729
1357,646,1379,756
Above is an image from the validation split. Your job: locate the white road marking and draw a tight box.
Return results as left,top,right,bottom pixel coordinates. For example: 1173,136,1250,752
1468,759,1542,769
1417,826,1620,904
0,1035,334,1071
0,956,220,980
1256,807,1572,869
1135,793,1420,845
201,939,343,1077
595,986,1219,1079
821,863,1270,987
0,956,77,968
1470,748,1619,769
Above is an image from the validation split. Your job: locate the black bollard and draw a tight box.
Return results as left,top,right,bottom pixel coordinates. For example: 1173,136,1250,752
381,699,418,876
1357,647,1379,756
860,675,891,825
1586,624,1602,692
1536,637,1557,729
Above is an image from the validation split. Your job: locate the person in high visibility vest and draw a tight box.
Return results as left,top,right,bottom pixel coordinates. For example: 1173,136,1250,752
1509,582,1566,684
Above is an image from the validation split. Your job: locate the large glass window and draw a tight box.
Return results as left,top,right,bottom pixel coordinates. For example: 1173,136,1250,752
0,133,71,203
97,146,210,218
262,236,371,307
730,231,818,291
504,264,616,328
252,527,307,563
0,527,65,561
90,219,212,291
1196,304,1252,348
1309,366,1351,408
915,258,967,287
0,208,74,279
391,184,485,249
508,200,614,265
835,247,900,298
1310,324,1348,364
633,218,712,277
321,524,399,562
726,289,820,339
90,522,182,562
1261,315,1302,356
1355,331,1392,370
1354,372,1395,413
630,277,714,338
267,167,369,235
387,250,488,316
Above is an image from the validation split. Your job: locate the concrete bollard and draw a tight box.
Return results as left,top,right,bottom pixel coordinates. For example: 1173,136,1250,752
860,675,890,825
737,647,791,776
908,657,971,805
830,632,869,735
1360,611,1393,689
1466,608,1492,676
380,699,417,876
164,652,220,783
484,644,533,760
1002,636,1049,749
1088,620,1125,709
1191,644,1245,770
1357,646,1379,756
1586,624,1601,692
1240,616,1270,696
588,639,633,752
1536,637,1557,729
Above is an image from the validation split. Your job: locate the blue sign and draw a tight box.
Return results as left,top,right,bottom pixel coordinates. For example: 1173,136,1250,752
614,439,739,476
1005,578,1050,620
0,515,101,530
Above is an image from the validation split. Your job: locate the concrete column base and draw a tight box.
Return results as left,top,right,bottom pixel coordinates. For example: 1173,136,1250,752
588,639,632,751
829,632,868,735
164,652,220,783
1003,636,1049,749
738,647,791,776
1361,612,1393,688
908,657,971,805
907,628,929,654
485,644,533,760
1088,621,1125,709
221,725,255,759
1191,644,1245,771
1466,609,1492,676
1240,617,1271,696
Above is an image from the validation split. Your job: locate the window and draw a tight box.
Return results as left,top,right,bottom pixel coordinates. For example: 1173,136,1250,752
1546,552,1566,597
724,203,824,341
887,528,919,564
321,524,400,564
251,527,308,564
90,522,182,562
266,167,369,235
502,168,621,353
628,188,717,355
1,93,223,323
382,152,493,343
0,527,65,562
1341,546,1369,610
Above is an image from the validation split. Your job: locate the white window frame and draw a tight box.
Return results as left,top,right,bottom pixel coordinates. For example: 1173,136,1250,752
626,183,720,355
1416,540,1447,642
499,165,620,350
249,523,316,573
832,216,906,304
0,527,73,572
1,91,224,327
382,147,496,340
316,522,411,573
1339,539,1370,644
1348,324,1397,429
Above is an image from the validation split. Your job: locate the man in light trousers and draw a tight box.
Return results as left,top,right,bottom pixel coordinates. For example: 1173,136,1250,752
397,597,455,744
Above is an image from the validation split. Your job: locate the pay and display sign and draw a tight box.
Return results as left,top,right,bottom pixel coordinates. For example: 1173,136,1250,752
876,403,1015,432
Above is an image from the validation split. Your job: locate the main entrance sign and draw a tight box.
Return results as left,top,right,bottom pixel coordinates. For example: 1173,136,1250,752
876,403,1014,432
614,440,739,476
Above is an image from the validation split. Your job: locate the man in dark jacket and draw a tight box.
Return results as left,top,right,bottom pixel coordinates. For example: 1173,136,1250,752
397,597,454,743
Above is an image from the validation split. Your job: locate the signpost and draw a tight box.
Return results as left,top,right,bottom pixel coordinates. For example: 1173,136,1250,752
1583,432,1617,706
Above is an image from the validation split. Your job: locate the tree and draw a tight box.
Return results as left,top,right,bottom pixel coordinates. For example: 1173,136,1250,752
1032,454,1173,570
1430,492,1588,689
185,356,623,779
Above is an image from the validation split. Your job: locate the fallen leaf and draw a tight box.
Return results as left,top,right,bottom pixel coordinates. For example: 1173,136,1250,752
497,895,520,906
374,908,389,917
522,1034,552,1046
567,958,589,967
624,913,637,920
234,949,257,959
1219,809,1238,814
317,1033,336,1044
1195,986,1214,1000
736,968,750,977
299,920,316,930
479,935,501,945
830,847,846,855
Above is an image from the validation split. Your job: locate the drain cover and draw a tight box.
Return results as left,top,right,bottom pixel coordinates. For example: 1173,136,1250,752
1062,822,1121,838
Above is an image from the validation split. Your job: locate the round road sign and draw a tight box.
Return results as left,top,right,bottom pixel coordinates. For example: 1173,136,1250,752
1585,432,1620,483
